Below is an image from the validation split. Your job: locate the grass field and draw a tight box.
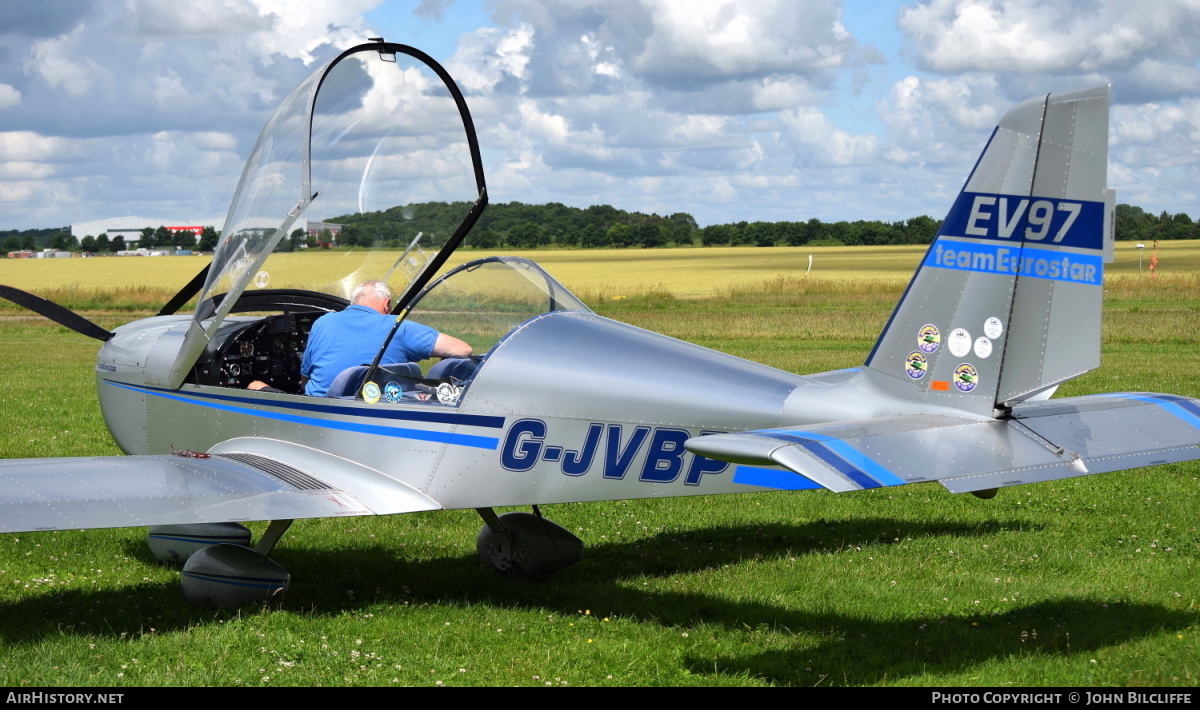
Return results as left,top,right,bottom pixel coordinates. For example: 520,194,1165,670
0,245,1197,687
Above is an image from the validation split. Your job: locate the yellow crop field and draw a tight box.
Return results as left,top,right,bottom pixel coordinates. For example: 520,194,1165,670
0,254,209,292
0,246,923,300
1,241,1197,307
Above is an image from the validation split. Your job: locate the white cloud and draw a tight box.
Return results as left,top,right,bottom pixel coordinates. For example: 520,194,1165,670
664,115,728,146
1,0,1198,229
634,0,858,79
1126,59,1200,97
1111,99,1200,170
414,0,453,21
246,0,379,63
190,132,238,152
922,77,999,129
1113,103,1189,144
0,84,21,109
442,0,895,224
899,0,1075,73
877,75,1002,169
0,162,54,180
0,0,390,226
887,1,1200,220
25,29,111,98
899,1,1200,97
780,106,879,167
751,77,815,112
446,25,534,94
0,182,37,203
2,1,900,227
732,173,798,190
478,0,870,100
151,69,189,109
517,100,572,144
132,0,273,36
0,131,83,162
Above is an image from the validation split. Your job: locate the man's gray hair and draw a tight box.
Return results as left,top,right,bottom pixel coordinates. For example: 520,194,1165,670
351,280,391,305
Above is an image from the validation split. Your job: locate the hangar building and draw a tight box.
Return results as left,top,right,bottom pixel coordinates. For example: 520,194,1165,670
70,217,226,245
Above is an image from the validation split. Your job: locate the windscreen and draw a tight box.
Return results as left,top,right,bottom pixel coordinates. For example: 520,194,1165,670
406,257,591,354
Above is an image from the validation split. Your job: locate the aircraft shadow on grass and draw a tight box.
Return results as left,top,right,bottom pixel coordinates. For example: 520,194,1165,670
682,597,1182,686
1,517,1189,685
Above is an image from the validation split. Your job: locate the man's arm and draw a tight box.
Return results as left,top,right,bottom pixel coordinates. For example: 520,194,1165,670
430,333,472,359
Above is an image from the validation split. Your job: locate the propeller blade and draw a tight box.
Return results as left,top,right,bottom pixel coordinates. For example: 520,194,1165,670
0,285,113,341
157,263,210,316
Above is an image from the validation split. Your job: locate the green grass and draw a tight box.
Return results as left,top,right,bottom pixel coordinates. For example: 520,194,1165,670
0,260,1197,686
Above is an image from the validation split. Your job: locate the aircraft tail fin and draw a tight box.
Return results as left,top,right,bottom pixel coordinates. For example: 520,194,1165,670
864,86,1113,417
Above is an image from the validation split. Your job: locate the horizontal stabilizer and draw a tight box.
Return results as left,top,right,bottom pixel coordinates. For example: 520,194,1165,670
0,441,442,534
685,392,1200,494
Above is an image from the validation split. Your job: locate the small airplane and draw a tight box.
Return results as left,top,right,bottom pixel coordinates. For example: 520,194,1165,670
3,41,1199,607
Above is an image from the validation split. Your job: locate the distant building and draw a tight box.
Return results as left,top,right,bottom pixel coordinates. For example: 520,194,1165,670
71,217,336,248
117,249,173,257
306,221,343,245
70,216,225,246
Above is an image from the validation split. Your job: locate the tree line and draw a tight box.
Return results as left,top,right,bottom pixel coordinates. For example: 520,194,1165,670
5,202,1198,256
328,201,943,249
1114,204,1199,243
129,225,221,251
0,228,62,252
329,201,1199,250
1,226,220,254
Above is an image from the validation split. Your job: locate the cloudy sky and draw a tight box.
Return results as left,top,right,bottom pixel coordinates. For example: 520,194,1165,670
1,0,1198,230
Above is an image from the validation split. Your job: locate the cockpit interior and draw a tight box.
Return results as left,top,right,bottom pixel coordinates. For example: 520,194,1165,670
186,256,590,404
191,311,322,391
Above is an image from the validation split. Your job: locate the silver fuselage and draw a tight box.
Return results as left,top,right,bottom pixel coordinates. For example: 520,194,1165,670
97,308,965,510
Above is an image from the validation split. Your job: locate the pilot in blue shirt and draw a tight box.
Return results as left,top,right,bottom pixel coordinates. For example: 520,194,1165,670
298,280,472,397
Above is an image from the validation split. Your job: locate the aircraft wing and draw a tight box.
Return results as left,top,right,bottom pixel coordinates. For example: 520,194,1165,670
0,438,441,534
685,393,1200,494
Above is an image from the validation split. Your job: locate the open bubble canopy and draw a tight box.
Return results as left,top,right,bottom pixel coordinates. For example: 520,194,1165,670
162,42,492,387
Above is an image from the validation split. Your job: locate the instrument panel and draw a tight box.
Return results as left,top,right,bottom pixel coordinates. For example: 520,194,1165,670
192,312,322,392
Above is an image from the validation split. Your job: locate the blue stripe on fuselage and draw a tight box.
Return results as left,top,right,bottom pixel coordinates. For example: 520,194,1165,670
731,465,822,490
749,429,906,489
125,382,505,428
105,381,500,449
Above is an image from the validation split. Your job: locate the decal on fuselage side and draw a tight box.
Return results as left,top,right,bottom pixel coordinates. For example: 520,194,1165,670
500,419,729,485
